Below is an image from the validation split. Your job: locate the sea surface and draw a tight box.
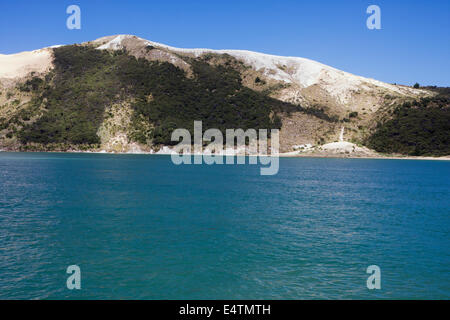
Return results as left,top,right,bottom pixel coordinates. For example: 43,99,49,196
0,152,449,299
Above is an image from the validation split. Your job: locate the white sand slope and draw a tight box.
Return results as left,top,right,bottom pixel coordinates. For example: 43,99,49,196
322,141,361,152
0,48,53,79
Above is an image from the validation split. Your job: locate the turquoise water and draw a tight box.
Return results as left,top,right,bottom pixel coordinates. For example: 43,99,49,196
0,152,449,299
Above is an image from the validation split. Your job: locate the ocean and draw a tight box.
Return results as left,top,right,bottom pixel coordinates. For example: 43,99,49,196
0,152,448,299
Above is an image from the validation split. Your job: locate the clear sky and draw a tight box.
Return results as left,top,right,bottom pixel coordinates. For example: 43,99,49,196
0,0,448,86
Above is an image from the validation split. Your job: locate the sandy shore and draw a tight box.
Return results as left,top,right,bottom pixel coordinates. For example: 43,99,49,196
278,152,450,161
1,148,449,161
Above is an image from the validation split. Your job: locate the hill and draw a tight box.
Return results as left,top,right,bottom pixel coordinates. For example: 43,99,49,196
0,35,447,156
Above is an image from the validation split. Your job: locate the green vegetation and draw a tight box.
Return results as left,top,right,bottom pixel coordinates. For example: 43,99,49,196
19,46,123,145
254,77,266,85
123,56,294,144
17,45,325,148
366,90,450,156
18,77,44,92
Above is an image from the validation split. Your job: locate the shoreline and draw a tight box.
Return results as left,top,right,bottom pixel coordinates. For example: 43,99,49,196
279,153,450,161
1,149,449,161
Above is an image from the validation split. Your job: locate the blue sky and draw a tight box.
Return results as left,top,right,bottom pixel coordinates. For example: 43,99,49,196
0,0,448,86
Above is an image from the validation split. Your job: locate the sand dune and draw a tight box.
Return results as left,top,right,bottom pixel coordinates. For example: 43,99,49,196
0,49,53,79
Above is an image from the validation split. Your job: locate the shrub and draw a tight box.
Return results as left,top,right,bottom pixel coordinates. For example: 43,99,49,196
366,92,450,156
18,45,335,147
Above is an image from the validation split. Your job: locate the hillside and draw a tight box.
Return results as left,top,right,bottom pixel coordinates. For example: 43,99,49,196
0,35,447,156
366,87,450,156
